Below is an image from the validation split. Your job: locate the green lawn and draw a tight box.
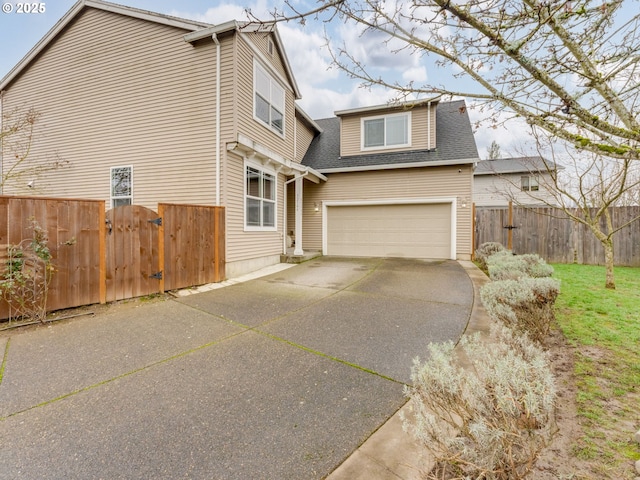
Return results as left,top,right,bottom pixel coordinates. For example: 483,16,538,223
552,264,640,478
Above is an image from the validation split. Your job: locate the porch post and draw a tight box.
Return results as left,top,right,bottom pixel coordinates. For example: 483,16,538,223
293,176,304,256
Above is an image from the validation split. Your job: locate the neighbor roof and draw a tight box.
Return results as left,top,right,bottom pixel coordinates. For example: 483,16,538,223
302,100,480,172
474,157,561,175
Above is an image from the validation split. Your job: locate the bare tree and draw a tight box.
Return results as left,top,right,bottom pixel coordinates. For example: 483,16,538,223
258,0,640,162
503,132,640,289
1,105,67,191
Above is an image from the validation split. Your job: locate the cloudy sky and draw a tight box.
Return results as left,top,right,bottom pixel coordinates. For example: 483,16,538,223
0,0,530,157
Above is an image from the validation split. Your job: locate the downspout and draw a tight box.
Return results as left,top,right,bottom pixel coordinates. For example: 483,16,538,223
283,171,309,255
427,100,431,150
212,34,221,206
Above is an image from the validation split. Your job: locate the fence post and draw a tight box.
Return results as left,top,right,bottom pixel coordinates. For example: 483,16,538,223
158,203,165,294
99,202,107,304
507,201,513,250
471,203,476,260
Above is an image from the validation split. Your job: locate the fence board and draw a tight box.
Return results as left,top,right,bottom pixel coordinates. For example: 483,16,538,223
0,196,105,320
160,203,225,291
0,197,225,320
475,205,640,266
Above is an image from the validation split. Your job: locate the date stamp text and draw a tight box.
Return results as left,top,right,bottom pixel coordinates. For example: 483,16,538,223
2,3,46,14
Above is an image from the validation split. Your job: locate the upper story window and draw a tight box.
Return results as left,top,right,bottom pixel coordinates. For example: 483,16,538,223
245,163,276,230
521,175,540,192
110,166,132,207
362,112,411,150
254,60,285,136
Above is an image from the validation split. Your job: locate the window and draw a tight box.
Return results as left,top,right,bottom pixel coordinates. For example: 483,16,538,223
254,61,285,135
521,175,539,192
111,166,132,207
245,164,276,229
362,112,410,150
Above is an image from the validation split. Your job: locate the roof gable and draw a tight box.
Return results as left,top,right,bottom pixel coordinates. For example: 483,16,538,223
184,22,301,100
1,0,211,90
302,100,480,172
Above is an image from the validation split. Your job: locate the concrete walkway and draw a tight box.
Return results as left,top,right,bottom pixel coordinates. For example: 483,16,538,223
0,257,485,479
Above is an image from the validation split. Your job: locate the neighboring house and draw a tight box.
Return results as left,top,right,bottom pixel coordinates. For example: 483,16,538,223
473,157,560,207
0,0,479,279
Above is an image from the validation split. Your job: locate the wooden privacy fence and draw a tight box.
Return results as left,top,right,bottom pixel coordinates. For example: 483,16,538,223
474,204,640,267
0,196,225,320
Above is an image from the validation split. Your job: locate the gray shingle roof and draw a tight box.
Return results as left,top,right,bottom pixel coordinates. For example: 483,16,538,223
474,157,561,175
302,100,479,171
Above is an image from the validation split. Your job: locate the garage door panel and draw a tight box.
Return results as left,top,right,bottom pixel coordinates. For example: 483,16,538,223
327,203,452,258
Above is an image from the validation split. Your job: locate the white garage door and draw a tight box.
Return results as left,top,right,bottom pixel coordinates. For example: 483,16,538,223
326,203,452,258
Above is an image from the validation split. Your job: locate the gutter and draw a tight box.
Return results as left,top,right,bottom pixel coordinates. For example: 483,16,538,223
212,34,221,206
317,157,480,174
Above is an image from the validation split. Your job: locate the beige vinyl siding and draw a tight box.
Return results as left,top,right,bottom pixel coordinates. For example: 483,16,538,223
224,151,285,264
295,116,316,164
301,165,473,259
2,8,218,210
244,31,290,84
234,35,296,161
340,105,436,157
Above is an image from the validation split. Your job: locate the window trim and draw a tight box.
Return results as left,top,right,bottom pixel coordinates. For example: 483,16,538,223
110,165,133,208
361,112,411,151
521,175,540,192
244,160,278,232
253,60,285,137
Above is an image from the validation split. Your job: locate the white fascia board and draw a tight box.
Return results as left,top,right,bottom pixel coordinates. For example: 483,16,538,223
317,157,479,174
1,0,208,90
334,96,442,116
85,0,210,30
295,105,323,134
183,20,240,43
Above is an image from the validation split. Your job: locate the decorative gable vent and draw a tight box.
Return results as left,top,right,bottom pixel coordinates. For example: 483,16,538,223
267,38,274,56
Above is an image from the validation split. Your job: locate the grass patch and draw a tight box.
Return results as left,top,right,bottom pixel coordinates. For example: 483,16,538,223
552,264,640,478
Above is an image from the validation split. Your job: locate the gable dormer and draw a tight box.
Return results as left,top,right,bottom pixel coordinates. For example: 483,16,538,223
335,98,439,157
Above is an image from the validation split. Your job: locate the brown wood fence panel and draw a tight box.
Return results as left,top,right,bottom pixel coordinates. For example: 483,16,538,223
0,196,105,319
160,203,225,291
475,205,640,267
105,205,162,302
0,197,226,320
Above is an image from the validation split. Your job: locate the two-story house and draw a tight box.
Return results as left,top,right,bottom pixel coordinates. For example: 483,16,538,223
473,157,561,207
0,0,479,279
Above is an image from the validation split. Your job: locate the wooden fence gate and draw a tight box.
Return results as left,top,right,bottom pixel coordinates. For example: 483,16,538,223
0,196,225,319
105,205,161,302
105,203,226,302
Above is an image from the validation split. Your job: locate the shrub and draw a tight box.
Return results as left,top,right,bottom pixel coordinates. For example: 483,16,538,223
0,218,54,323
475,242,507,271
487,253,554,281
404,324,557,480
480,277,560,343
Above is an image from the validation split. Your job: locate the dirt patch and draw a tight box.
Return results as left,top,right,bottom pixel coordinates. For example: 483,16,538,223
531,328,594,479
531,328,640,480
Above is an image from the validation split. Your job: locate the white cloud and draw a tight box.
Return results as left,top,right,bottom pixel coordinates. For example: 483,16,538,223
402,66,427,83
467,103,533,159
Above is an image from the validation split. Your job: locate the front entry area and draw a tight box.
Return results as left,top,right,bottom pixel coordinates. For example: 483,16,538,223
325,202,453,258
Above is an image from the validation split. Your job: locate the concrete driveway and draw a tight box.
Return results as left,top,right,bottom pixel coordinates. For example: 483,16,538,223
0,257,473,479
